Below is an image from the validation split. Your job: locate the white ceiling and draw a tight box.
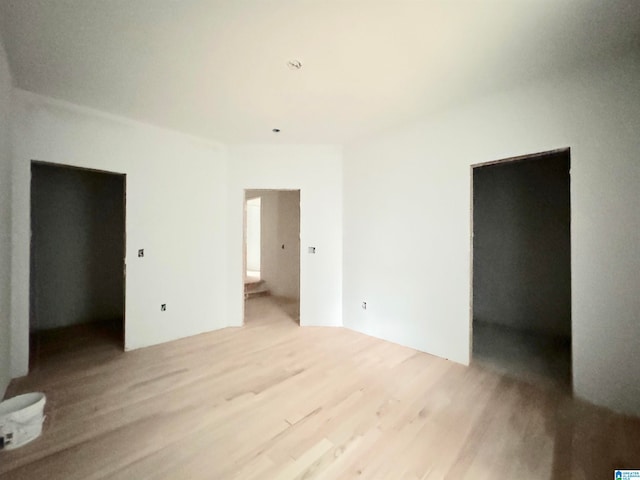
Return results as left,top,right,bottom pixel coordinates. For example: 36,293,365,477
1,0,638,144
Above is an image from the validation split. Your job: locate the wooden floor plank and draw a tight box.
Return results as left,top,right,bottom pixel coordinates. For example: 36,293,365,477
2,296,639,479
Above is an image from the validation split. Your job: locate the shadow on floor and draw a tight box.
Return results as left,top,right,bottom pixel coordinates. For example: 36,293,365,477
29,319,123,371
244,295,300,326
473,321,571,392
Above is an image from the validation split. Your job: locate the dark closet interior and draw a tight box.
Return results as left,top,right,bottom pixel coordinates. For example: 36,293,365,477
472,150,571,390
30,162,125,365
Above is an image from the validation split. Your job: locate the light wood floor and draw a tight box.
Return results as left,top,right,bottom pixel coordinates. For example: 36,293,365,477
2,297,639,479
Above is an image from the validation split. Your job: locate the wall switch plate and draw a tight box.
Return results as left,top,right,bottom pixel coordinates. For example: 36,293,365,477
161,304,166,312
308,247,316,254
138,249,144,258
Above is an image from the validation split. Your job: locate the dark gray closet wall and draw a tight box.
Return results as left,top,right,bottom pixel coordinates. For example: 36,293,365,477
473,151,570,337
30,163,125,331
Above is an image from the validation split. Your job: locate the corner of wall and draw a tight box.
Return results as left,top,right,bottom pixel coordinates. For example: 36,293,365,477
0,34,14,399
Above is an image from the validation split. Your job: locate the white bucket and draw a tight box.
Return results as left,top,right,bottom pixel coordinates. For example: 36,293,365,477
0,392,46,450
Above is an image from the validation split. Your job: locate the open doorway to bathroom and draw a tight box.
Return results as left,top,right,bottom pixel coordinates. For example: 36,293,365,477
243,189,300,326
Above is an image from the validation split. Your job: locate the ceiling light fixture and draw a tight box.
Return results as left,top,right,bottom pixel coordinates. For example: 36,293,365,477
286,60,302,70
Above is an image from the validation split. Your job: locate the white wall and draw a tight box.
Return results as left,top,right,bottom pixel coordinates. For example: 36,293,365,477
343,53,640,416
11,90,229,377
245,197,260,272
0,38,12,398
228,145,342,327
260,191,279,286
260,190,300,300
30,164,125,331
276,190,301,300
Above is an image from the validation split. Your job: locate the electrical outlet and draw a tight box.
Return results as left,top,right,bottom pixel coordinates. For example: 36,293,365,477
161,304,166,312
308,246,316,254
362,301,367,310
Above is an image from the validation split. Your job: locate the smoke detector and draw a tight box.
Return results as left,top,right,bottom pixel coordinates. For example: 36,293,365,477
286,60,302,70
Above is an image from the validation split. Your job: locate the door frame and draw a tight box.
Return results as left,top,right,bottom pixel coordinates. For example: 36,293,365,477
241,188,301,326
469,147,572,389
29,160,127,357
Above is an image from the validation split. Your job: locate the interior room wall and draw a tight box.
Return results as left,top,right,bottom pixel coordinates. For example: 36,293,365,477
11,90,230,377
260,191,278,287
0,37,13,398
276,190,301,300
473,152,571,337
260,190,300,300
245,197,260,273
30,164,125,331
343,53,640,416
228,145,342,328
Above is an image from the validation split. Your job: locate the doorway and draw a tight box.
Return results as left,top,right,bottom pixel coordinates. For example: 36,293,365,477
471,149,571,391
243,189,300,326
30,162,126,368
